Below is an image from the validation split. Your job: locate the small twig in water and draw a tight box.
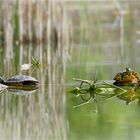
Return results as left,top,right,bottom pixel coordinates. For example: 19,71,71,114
73,96,95,108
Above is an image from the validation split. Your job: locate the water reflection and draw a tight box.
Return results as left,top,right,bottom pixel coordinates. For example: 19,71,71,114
116,86,140,105
6,87,38,96
0,78,39,96
71,79,140,110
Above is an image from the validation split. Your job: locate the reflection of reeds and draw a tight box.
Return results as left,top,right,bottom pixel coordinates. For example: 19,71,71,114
3,1,14,76
0,0,69,140
47,0,68,139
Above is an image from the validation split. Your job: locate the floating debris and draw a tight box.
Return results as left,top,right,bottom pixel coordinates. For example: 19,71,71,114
0,84,8,92
21,63,31,71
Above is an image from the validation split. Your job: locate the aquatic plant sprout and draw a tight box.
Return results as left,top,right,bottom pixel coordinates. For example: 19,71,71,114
21,64,31,71
31,57,40,69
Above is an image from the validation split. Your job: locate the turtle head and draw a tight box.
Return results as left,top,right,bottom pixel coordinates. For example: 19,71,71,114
0,76,6,84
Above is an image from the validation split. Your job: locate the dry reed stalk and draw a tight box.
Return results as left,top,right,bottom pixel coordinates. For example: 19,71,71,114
27,0,32,42
3,1,14,76
47,0,58,138
27,0,33,75
113,0,124,57
18,0,25,74
35,1,49,139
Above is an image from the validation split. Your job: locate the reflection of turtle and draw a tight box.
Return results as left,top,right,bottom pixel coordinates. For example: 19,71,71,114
7,88,38,95
113,68,139,85
0,75,38,88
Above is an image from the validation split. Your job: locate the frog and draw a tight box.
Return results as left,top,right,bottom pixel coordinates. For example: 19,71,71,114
113,68,140,85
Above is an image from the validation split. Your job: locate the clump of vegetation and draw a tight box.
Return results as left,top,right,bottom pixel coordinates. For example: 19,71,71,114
31,57,40,70
21,57,40,72
70,77,127,109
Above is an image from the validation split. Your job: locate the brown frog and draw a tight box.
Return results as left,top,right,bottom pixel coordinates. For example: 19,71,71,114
113,68,140,85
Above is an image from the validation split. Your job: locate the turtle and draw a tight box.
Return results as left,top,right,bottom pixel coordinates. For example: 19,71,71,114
0,75,38,88
113,68,140,86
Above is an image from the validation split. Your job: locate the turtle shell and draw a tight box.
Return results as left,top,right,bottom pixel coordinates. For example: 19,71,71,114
6,75,38,87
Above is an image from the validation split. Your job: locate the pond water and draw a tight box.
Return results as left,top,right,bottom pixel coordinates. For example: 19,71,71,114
67,81,140,140
0,1,140,140
65,1,140,139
